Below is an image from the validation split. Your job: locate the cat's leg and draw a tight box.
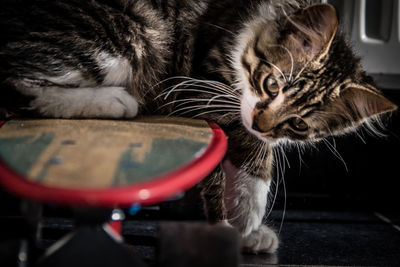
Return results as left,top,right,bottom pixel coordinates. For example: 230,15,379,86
200,166,227,224
222,159,278,254
26,86,138,118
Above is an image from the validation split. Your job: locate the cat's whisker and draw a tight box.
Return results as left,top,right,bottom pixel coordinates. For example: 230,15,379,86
161,79,218,100
175,101,239,114
156,98,199,111
226,202,246,222
266,44,294,83
360,117,387,138
280,146,290,169
279,148,286,181
241,143,263,172
322,138,349,172
201,80,241,97
255,144,266,173
231,80,246,93
265,148,281,219
317,119,350,172
258,143,268,172
158,97,240,111
206,95,241,105
208,69,237,76
191,109,241,119
170,107,240,118
217,112,239,122
151,75,192,90
296,143,305,174
176,78,239,96
258,57,288,84
244,146,257,172
159,79,241,101
203,22,235,35
281,46,294,83
249,143,264,173
156,81,188,100
159,88,240,101
293,58,312,83
162,79,209,100
354,128,367,144
278,171,287,236
151,76,201,98
254,144,268,180
265,179,277,220
170,104,240,116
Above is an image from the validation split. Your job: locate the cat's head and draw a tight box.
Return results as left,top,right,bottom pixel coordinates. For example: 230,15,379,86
235,3,397,145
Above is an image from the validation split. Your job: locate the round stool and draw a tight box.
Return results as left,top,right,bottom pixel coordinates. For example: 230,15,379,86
0,116,228,266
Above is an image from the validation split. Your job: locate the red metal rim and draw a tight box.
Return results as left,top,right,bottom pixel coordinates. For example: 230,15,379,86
0,120,227,207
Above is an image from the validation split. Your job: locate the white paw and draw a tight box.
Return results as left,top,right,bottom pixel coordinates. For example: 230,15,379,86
241,225,279,254
85,87,138,118
224,173,270,236
31,86,139,118
228,205,264,237
222,160,272,236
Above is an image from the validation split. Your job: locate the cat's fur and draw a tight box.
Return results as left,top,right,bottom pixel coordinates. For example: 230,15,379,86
0,0,397,253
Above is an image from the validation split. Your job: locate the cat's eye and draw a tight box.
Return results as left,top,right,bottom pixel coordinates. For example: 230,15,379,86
263,76,280,97
288,117,309,132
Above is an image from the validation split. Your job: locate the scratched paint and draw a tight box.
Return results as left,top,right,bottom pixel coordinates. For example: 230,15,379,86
0,133,54,175
113,138,207,185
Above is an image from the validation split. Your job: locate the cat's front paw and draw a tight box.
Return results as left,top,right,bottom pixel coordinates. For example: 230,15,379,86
225,176,270,236
88,87,138,118
242,225,279,254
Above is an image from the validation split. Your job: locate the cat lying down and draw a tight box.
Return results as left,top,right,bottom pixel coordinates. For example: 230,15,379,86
0,0,396,253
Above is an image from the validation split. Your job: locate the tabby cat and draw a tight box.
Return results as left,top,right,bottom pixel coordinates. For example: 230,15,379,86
0,0,397,253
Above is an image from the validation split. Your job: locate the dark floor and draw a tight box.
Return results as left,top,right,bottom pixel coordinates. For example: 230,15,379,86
246,210,400,266
1,198,400,267
123,209,400,266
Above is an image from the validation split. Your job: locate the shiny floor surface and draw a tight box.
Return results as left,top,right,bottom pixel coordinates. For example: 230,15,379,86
242,210,400,266
124,210,400,266
2,209,396,267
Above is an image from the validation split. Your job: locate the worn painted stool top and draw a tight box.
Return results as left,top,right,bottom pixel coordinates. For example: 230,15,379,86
0,116,227,206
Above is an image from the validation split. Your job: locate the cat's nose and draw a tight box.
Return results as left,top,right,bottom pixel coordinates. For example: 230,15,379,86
252,110,273,133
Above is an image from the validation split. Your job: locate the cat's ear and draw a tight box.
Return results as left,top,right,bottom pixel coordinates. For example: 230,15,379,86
327,85,397,124
283,4,338,61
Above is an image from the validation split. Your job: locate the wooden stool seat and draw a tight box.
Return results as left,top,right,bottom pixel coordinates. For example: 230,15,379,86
0,116,227,207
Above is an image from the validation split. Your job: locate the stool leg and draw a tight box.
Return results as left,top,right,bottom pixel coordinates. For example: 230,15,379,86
20,201,43,265
20,201,43,244
37,208,147,267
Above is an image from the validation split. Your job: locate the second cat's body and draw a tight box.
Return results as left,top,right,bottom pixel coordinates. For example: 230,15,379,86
1,0,396,253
